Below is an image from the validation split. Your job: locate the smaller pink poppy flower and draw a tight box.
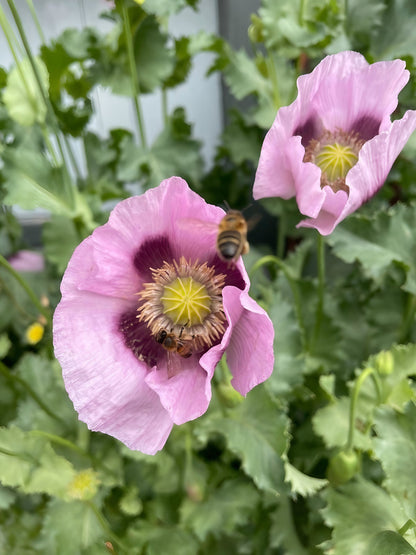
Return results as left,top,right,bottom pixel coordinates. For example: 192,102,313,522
53,178,274,455
253,51,416,235
8,250,45,272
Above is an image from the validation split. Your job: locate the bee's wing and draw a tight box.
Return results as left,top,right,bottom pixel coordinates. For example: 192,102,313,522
178,218,218,238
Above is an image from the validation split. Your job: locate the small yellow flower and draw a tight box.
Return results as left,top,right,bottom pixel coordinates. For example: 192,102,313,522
133,0,145,4
67,468,99,500
26,322,44,345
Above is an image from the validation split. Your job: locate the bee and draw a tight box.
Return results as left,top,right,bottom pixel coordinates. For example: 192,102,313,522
155,327,194,378
179,208,252,266
216,209,249,264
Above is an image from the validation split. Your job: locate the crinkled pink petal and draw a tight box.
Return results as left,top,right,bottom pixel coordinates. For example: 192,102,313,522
310,56,408,133
343,110,416,222
297,187,348,235
65,177,224,298
54,294,173,455
145,357,211,425
253,120,325,218
224,287,275,396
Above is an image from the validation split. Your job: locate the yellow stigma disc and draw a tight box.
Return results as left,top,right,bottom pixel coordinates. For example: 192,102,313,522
315,142,358,181
161,277,211,326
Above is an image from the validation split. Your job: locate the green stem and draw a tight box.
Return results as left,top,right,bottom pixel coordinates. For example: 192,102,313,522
0,5,24,58
278,495,309,555
162,87,168,126
311,234,325,351
40,123,60,167
277,212,286,259
0,361,63,423
250,255,307,349
398,519,416,537
398,294,416,344
265,48,281,110
31,430,89,457
346,366,374,451
299,0,307,25
86,500,129,552
25,0,46,43
121,2,147,149
0,253,51,324
6,0,77,210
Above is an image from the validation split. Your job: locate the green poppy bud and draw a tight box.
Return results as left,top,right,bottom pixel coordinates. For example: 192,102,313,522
327,450,360,485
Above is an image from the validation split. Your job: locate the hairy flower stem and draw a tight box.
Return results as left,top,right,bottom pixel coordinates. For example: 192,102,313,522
6,0,77,210
0,253,51,324
250,255,307,349
121,2,148,149
311,234,325,353
0,361,62,423
346,367,382,452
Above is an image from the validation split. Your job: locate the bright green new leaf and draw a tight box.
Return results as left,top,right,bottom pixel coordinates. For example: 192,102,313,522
284,461,328,497
3,57,49,126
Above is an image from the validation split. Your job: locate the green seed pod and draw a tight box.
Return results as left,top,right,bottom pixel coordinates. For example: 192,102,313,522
327,450,360,485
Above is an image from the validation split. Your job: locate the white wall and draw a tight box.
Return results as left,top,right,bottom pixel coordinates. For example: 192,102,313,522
0,0,222,167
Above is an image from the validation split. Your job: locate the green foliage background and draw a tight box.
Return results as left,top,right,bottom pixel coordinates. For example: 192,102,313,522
1,0,416,553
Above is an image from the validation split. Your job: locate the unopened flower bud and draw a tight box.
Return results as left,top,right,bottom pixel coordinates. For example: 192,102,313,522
327,450,360,485
375,350,394,375
248,14,264,43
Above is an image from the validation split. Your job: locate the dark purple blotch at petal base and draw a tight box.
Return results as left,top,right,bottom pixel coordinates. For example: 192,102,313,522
209,254,245,291
350,115,381,142
133,236,174,281
294,117,321,147
119,308,161,367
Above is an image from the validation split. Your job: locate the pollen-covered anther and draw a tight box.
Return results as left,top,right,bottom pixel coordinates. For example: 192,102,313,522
304,129,364,193
137,257,226,352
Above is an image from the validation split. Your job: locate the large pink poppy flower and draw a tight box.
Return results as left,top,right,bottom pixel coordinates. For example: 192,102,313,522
253,51,416,235
53,178,274,454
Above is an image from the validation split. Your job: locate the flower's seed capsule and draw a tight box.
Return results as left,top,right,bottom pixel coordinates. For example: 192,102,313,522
304,129,364,194
138,257,226,359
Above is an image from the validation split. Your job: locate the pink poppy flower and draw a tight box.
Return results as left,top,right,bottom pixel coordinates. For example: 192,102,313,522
53,177,274,454
253,51,416,235
8,250,45,272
